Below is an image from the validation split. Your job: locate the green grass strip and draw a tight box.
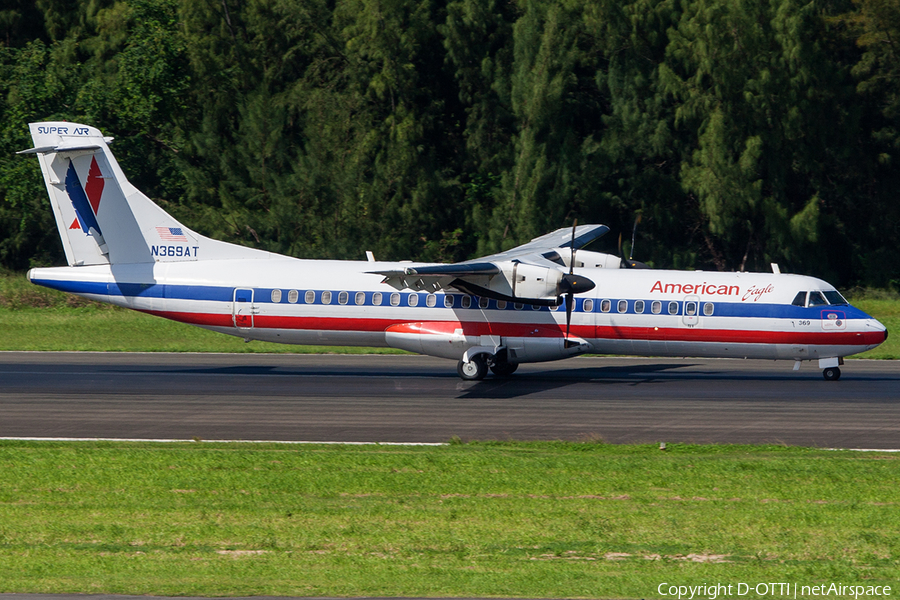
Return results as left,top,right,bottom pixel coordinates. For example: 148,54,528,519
0,440,898,597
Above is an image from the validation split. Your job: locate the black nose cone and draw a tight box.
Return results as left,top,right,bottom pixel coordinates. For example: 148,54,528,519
559,274,595,295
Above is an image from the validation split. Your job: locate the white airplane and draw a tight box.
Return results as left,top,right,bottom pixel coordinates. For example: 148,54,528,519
21,122,888,381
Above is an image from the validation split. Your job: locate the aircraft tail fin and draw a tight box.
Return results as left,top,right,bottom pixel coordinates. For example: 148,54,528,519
20,122,268,266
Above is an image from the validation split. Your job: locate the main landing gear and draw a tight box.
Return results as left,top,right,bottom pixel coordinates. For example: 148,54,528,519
823,367,841,381
457,354,488,380
490,361,518,377
457,352,519,381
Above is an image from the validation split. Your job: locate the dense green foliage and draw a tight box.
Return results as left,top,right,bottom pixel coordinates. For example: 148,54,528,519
1,0,899,287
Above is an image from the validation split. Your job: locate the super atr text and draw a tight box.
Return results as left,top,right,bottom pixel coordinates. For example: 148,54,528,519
657,582,892,599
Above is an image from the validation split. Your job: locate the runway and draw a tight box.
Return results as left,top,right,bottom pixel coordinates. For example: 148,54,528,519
1,352,898,448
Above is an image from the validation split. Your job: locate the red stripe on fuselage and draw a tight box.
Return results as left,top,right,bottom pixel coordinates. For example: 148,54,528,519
143,310,884,347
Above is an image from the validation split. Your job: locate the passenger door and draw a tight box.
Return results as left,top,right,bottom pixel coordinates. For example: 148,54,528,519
682,296,700,327
233,288,256,329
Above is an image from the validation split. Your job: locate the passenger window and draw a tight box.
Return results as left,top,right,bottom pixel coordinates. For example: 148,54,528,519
338,291,349,305
703,302,714,316
321,291,332,304
479,297,489,309
617,299,627,313
668,301,679,315
408,293,419,307
271,289,282,303
443,295,454,308
514,303,523,310
287,290,299,303
390,292,400,306
651,301,662,314
685,301,697,316
302,290,313,304
426,294,437,308
808,291,828,307
462,296,472,309
634,300,645,314
373,292,383,306
497,300,507,310
532,303,541,310
583,298,594,312
601,299,611,313
791,292,807,307
355,291,365,305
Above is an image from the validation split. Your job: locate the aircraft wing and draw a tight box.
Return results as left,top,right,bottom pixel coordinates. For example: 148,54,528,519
370,224,608,304
476,224,610,262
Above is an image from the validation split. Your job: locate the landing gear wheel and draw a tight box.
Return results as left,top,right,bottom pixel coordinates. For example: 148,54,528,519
823,367,841,381
458,355,488,381
490,361,518,377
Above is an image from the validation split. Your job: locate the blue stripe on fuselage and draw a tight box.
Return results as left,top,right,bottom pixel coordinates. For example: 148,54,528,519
33,278,232,302
30,278,875,321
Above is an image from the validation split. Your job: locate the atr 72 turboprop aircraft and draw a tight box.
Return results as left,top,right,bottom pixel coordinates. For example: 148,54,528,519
21,122,888,380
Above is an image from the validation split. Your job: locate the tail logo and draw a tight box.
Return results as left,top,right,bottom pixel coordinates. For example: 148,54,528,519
64,157,105,235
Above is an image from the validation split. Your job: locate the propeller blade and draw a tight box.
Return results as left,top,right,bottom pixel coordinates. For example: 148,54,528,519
629,214,642,260
567,219,577,338
569,219,577,275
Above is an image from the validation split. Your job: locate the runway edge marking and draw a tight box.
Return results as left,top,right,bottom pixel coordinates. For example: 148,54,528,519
1,438,898,451
0,437,447,446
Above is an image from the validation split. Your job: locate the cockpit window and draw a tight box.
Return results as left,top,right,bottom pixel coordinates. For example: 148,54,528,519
791,292,807,307
808,291,828,307
823,291,848,305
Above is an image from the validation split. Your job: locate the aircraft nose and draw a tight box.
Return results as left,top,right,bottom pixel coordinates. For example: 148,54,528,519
868,318,888,342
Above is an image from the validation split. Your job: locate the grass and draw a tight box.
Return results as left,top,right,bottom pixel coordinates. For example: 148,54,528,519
850,297,900,359
1,272,897,357
0,440,898,598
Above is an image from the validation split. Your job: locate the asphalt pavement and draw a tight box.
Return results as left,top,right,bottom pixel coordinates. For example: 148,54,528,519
1,352,898,448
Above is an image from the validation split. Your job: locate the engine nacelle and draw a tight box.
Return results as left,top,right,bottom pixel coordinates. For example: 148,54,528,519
384,322,593,363
504,336,592,363
568,250,622,269
449,262,567,305
508,263,563,301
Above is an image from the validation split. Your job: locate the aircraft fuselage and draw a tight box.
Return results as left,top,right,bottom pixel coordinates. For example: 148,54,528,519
29,258,887,367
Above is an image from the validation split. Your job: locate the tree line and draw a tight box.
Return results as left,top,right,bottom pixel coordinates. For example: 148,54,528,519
1,0,898,288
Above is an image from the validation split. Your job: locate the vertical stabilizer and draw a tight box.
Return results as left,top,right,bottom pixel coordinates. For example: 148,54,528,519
20,122,270,266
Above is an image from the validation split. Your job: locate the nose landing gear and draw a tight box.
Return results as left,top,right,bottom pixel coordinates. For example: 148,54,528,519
819,357,844,381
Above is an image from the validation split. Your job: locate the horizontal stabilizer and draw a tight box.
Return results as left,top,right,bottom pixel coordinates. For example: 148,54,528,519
18,143,104,155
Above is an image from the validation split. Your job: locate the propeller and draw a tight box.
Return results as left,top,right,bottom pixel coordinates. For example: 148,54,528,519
558,219,596,345
629,214,642,261
618,214,650,269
